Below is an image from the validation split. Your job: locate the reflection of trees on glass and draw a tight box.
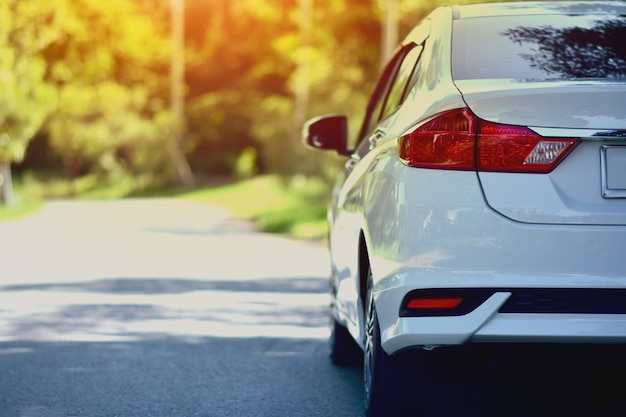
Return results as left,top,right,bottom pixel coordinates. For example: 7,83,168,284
503,18,626,78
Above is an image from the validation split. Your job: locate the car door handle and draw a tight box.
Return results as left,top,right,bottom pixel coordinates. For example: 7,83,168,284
345,158,358,170
369,131,385,149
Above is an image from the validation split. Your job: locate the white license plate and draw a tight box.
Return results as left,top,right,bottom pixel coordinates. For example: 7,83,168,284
601,145,626,198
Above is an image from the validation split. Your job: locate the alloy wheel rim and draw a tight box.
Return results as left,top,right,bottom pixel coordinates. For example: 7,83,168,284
364,277,375,403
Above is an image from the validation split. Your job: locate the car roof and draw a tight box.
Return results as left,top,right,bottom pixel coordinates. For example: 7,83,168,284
452,1,626,19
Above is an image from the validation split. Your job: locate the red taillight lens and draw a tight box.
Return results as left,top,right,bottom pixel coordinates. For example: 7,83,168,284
398,109,579,173
398,109,476,170
478,120,578,173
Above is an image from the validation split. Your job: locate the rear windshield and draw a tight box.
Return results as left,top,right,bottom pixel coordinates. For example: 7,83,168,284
452,14,626,81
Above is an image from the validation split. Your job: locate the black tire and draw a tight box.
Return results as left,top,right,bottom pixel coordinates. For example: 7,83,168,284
364,274,418,417
330,315,363,366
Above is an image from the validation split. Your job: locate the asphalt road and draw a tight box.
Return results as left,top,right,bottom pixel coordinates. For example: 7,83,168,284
0,199,362,417
0,200,624,417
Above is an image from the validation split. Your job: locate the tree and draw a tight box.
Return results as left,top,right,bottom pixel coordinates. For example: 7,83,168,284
48,82,174,181
0,0,57,204
38,0,182,184
9,0,467,190
180,0,383,178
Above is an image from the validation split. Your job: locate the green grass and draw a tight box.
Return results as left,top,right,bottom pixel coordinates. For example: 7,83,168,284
1,172,331,241
0,201,43,223
17,171,160,200
182,175,330,241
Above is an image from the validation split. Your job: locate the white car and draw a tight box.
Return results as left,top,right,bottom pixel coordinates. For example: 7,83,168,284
303,2,626,416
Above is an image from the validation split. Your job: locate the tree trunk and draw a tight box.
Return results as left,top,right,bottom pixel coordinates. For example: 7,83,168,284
170,0,195,187
380,0,398,68
170,138,195,187
0,160,15,206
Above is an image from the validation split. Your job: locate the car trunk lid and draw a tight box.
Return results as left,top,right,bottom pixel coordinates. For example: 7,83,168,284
457,79,626,225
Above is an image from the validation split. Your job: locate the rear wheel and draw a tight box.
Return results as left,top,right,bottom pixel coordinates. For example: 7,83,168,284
364,274,418,417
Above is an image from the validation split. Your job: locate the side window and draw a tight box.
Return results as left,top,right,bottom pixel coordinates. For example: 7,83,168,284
355,44,417,146
380,45,424,120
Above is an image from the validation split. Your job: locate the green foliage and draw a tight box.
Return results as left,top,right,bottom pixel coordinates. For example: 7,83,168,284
0,0,57,164
234,147,259,179
48,82,173,180
0,0,177,196
180,0,375,176
185,92,256,175
10,168,170,207
38,0,174,182
5,0,491,202
41,0,171,88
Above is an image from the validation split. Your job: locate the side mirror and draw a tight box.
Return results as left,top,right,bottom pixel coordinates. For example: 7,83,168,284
302,114,350,156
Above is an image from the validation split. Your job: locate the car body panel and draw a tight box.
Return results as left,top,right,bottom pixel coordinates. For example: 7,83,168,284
453,1,626,18
456,80,626,130
479,141,626,225
457,81,626,226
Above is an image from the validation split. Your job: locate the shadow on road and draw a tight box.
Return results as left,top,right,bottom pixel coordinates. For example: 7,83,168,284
0,277,331,341
2,276,328,294
0,275,364,416
0,276,624,417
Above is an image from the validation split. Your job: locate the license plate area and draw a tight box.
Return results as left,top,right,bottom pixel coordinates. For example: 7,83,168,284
601,145,626,198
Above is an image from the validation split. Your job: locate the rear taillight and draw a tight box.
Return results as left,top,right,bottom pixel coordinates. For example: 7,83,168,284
398,109,579,173
398,109,475,170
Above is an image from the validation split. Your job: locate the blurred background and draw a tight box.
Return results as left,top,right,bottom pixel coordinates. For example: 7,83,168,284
0,0,479,239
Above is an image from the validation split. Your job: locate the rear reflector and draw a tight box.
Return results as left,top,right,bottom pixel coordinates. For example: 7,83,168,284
398,109,579,173
406,298,463,309
400,289,494,317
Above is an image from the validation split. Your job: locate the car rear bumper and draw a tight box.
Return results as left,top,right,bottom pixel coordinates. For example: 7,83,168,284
380,288,626,355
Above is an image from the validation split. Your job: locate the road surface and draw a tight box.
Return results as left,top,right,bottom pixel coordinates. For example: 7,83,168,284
0,199,362,417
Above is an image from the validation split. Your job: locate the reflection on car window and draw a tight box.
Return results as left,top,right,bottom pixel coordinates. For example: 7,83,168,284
452,15,626,80
357,45,416,144
380,45,424,120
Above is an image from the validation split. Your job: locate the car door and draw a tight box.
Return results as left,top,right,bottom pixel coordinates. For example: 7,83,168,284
330,42,427,332
331,42,425,218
